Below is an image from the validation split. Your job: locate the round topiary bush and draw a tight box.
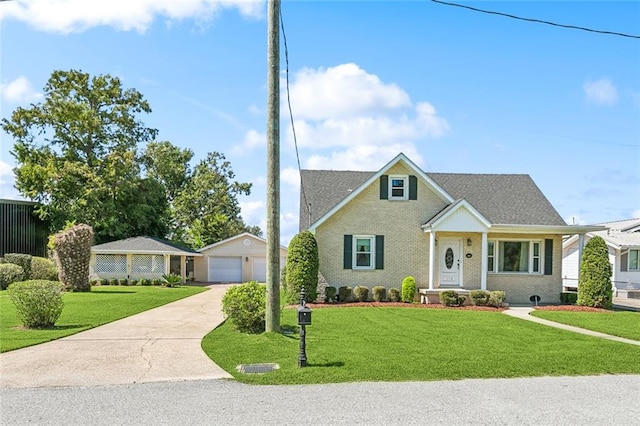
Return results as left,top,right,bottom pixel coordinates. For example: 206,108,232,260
401,276,416,303
222,281,266,333
388,288,401,302
338,286,352,302
469,290,490,306
353,286,369,302
0,263,25,290
325,286,337,302
4,253,32,279
372,286,386,302
577,236,613,309
8,280,65,328
30,256,58,281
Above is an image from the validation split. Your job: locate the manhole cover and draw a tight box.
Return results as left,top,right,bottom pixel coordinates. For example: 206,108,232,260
236,363,279,374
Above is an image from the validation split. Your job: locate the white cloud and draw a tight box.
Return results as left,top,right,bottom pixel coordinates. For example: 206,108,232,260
0,160,24,200
633,210,640,219
0,0,264,33
281,167,300,189
583,78,618,106
232,129,265,154
239,199,264,227
0,76,42,103
284,63,447,170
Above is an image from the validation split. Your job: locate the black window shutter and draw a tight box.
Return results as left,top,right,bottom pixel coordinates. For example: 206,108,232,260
344,235,353,269
621,252,628,272
380,175,388,200
375,235,384,269
409,175,418,200
544,239,553,275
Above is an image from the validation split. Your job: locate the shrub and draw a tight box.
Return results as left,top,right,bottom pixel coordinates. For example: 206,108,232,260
222,281,266,333
5,253,33,278
338,286,352,302
140,278,151,286
30,256,58,281
89,279,100,286
488,291,506,307
325,286,337,302
8,280,65,328
560,292,578,305
372,286,386,302
353,286,369,302
469,290,490,306
100,278,109,286
577,236,612,309
388,288,401,302
129,279,138,286
284,231,319,304
0,263,25,290
118,278,128,286
441,290,466,307
152,279,162,286
51,223,94,292
401,276,416,303
162,274,182,287
109,278,118,286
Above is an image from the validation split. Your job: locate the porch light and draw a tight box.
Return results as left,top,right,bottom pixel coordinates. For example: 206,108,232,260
467,238,472,247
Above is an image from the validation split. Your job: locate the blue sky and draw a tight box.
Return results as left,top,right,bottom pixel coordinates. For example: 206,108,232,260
1,0,639,244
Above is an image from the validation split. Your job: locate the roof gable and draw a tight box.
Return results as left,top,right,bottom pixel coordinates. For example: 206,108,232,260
303,153,454,231
423,199,491,232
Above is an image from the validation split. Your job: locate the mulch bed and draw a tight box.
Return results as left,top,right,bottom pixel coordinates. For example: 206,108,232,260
534,305,613,313
303,302,506,311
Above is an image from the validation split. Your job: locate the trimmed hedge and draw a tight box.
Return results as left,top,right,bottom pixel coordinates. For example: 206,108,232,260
325,286,337,302
372,286,386,302
560,292,578,305
353,286,369,302
469,290,490,306
4,253,32,279
0,263,25,290
30,257,58,281
441,290,465,307
488,291,506,308
577,236,613,309
284,231,319,304
8,280,65,328
388,288,401,302
222,281,266,333
338,286,352,302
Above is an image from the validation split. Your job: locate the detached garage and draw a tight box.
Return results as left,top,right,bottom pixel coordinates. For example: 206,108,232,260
194,233,287,283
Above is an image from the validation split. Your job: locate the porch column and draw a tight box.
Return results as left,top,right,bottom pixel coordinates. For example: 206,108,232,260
181,255,187,282
481,232,488,290
429,231,435,290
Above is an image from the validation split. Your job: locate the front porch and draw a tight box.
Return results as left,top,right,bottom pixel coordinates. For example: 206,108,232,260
419,288,472,304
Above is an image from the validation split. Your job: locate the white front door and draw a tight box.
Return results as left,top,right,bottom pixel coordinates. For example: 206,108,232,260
439,238,461,287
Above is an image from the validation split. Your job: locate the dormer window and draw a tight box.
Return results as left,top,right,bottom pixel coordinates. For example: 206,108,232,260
389,175,408,200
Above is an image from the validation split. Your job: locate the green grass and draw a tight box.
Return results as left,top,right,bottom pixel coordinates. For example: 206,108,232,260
202,306,640,385
531,310,640,341
1,285,206,352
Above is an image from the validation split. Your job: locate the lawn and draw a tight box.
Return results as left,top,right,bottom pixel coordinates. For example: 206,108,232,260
0,285,206,352
531,309,640,341
202,306,640,385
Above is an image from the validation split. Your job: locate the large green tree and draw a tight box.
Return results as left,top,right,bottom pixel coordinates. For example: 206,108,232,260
171,152,258,248
2,69,168,243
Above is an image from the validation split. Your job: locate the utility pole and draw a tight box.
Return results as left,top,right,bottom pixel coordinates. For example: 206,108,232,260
265,0,280,332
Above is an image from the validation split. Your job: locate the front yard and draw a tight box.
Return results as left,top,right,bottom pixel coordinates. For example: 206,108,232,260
202,306,640,385
0,285,206,352
531,309,640,341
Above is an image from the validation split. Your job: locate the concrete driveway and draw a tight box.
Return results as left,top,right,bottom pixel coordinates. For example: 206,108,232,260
0,284,234,389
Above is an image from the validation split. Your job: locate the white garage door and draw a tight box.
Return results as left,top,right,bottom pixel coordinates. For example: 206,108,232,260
208,256,242,282
253,257,266,282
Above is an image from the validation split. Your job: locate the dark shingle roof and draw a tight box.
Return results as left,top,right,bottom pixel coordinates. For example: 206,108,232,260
92,236,199,254
299,169,566,230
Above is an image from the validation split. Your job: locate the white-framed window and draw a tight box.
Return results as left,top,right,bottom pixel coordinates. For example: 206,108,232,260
629,250,640,270
95,254,127,274
353,236,375,269
389,175,408,200
487,240,542,274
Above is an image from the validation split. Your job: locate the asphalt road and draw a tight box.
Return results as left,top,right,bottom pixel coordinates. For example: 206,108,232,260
2,375,639,425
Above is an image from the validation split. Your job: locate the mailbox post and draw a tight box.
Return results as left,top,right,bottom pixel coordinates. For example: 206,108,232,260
297,287,312,367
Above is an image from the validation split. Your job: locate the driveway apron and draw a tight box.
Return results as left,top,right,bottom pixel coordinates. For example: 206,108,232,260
0,284,234,389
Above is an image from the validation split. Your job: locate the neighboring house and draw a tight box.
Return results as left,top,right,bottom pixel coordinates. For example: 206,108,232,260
90,236,200,282
194,232,287,283
300,153,601,305
563,218,640,295
1,199,49,257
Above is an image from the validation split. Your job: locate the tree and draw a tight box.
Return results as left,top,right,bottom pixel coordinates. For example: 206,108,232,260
1,69,167,243
171,152,258,248
577,236,613,309
283,230,319,304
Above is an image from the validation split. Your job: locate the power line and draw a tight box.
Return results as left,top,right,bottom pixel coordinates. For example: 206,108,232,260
279,7,310,222
431,0,640,40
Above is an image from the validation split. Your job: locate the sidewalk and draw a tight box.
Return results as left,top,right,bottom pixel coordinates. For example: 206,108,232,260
504,307,640,346
0,284,234,389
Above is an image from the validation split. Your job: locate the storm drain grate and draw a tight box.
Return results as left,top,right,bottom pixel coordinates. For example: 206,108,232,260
236,363,280,374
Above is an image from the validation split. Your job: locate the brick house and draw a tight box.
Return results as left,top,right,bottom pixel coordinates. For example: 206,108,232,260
299,153,601,305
